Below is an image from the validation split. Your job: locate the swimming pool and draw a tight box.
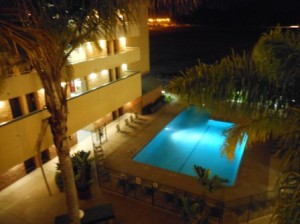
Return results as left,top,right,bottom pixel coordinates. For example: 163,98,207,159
132,106,248,186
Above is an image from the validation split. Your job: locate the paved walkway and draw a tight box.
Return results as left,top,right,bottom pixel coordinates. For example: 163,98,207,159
0,102,279,224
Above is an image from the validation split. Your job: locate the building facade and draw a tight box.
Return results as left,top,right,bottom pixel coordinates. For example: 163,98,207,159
0,5,161,190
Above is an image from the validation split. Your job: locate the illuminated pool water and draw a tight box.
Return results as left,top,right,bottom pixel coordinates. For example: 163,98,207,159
133,106,248,186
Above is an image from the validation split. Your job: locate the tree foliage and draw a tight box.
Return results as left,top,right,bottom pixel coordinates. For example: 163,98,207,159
166,49,297,160
253,27,300,104
253,27,300,224
166,28,300,223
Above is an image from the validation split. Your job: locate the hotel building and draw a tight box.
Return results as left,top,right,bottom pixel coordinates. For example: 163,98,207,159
0,5,162,190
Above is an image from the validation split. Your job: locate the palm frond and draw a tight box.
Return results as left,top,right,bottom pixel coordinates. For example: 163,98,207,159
166,45,299,160
253,27,300,104
166,28,300,223
272,170,300,224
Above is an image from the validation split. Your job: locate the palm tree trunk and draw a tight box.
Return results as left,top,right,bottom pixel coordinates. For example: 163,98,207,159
50,115,80,224
58,148,80,224
46,88,80,224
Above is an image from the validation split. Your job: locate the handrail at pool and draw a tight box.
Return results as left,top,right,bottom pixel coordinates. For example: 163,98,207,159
95,165,275,223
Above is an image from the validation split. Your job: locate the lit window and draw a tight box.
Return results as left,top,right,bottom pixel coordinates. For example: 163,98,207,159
74,78,81,86
73,78,82,93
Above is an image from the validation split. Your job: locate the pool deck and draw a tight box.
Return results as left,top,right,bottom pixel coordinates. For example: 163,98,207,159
0,101,280,224
103,101,280,202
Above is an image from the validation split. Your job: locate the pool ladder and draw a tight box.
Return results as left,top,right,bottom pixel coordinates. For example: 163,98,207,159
94,145,110,183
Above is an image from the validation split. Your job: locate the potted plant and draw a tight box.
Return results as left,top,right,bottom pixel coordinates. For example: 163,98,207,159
72,150,94,200
54,150,94,199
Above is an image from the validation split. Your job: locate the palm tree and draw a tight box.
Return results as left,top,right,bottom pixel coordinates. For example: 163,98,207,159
0,1,136,223
253,27,300,224
166,27,300,223
194,165,228,192
0,1,202,223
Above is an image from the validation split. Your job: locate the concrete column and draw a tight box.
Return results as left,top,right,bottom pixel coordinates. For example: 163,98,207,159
114,39,120,53
115,67,122,79
109,68,116,82
18,95,29,115
84,76,90,91
106,40,114,55
12,66,21,76
33,92,43,110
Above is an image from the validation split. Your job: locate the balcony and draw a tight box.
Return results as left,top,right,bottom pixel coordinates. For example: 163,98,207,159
72,47,140,79
0,47,140,101
0,72,141,173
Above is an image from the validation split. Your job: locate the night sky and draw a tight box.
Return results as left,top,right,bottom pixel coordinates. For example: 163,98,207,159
149,0,299,79
174,0,300,26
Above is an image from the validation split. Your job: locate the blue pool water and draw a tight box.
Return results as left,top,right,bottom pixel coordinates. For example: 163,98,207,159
133,106,248,186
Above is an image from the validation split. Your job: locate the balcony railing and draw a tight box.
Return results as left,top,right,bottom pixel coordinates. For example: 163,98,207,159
0,71,140,128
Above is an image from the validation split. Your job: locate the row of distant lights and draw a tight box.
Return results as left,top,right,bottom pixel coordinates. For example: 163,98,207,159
289,25,299,28
270,25,300,29
148,18,171,24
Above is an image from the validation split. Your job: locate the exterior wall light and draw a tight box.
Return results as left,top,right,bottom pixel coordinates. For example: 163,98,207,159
119,37,126,51
121,63,127,72
89,73,97,80
101,70,108,76
0,101,6,109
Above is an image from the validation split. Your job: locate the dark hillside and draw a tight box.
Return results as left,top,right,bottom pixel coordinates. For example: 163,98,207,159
149,26,263,80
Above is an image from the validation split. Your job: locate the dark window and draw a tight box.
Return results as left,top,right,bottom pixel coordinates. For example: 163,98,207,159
41,150,50,164
26,93,37,112
24,157,36,174
9,97,23,118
